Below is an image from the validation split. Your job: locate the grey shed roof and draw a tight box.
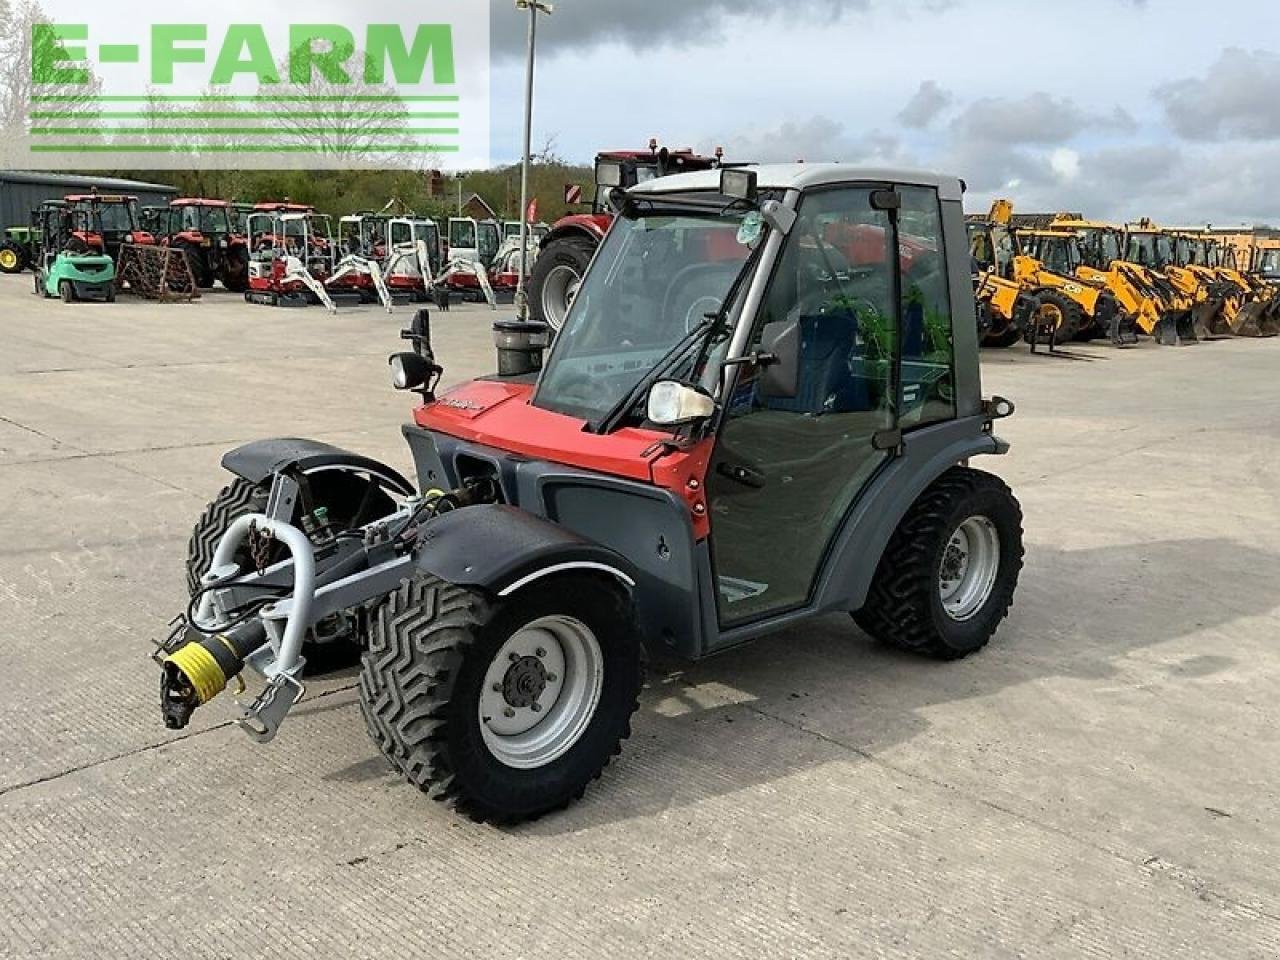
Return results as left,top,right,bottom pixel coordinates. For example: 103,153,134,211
0,171,178,193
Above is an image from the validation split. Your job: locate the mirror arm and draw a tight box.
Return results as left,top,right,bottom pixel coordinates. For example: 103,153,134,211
720,351,778,369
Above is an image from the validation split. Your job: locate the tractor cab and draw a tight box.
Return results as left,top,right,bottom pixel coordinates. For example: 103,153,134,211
339,213,391,260
1253,244,1280,279
140,205,167,236
1124,222,1175,270
164,199,248,291
1016,229,1085,277
63,194,153,262
591,143,724,210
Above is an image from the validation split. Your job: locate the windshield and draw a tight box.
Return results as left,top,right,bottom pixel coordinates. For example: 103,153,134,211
1126,233,1171,268
96,202,137,233
177,206,228,235
450,220,476,249
1258,249,1280,273
534,202,760,423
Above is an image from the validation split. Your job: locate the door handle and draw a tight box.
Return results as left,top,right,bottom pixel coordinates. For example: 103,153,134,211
717,462,767,489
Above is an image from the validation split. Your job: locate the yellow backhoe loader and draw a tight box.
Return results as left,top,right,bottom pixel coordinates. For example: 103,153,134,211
969,200,1113,348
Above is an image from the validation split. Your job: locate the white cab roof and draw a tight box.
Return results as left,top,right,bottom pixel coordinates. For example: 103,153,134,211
629,163,964,202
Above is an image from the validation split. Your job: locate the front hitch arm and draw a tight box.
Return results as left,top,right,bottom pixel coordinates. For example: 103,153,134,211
159,514,317,743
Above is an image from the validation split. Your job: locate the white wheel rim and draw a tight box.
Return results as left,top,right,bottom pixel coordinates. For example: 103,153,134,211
541,265,581,332
938,516,1001,622
479,615,604,770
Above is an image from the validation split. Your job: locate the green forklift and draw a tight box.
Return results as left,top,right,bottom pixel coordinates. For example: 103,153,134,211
31,201,117,303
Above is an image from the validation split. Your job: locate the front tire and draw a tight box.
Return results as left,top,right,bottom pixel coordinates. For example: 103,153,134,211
527,235,596,332
855,467,1023,660
359,573,644,823
185,473,398,652
59,280,75,303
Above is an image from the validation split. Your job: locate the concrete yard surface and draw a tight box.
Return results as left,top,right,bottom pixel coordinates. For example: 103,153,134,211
1,274,1278,958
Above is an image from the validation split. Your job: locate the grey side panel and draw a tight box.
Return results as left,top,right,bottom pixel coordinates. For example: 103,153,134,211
713,417,1001,651
941,196,983,420
403,424,453,491
416,504,638,595
222,438,415,495
535,475,703,659
407,427,706,657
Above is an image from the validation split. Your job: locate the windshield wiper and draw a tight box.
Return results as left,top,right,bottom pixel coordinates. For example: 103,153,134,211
587,234,769,436
585,319,713,436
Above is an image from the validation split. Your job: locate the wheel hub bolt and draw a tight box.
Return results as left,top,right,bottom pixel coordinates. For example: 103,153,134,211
530,703,542,713
535,647,547,658
509,652,520,662
546,673,557,683
503,707,516,718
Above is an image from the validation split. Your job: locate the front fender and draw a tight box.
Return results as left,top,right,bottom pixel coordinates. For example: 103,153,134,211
221,438,415,496
416,504,637,597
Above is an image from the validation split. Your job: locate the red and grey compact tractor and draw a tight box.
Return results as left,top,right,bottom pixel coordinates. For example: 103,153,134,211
157,164,1024,823
527,142,726,331
161,199,250,292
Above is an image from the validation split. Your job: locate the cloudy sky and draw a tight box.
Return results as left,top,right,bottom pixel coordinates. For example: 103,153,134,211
488,0,1280,226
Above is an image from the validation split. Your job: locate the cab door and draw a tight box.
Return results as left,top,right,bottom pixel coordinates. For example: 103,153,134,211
706,183,957,628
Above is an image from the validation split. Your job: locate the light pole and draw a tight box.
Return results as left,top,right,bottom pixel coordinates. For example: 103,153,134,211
515,0,553,321
455,172,465,216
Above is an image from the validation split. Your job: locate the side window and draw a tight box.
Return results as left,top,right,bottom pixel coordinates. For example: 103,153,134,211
897,186,955,429
390,222,412,246
754,187,897,419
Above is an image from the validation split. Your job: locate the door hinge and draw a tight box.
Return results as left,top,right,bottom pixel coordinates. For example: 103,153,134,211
872,429,904,453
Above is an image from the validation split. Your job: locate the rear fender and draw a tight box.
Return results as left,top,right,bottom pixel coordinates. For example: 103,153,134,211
221,438,415,497
415,504,637,597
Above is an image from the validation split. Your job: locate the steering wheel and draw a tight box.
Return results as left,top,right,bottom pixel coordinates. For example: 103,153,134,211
554,374,610,411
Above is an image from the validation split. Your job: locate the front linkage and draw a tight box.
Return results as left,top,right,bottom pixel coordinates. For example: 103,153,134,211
155,474,496,742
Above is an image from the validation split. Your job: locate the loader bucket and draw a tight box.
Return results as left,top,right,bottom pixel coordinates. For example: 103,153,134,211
1190,300,1231,340
1229,300,1280,338
1157,310,1198,346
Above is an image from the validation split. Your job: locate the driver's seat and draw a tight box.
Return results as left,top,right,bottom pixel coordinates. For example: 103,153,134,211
764,309,865,416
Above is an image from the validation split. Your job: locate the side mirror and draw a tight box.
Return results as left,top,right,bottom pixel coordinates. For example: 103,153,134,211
401,308,435,363
389,352,431,391
756,320,800,399
647,381,715,426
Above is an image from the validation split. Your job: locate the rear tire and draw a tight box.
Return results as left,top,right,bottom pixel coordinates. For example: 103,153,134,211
0,241,26,274
359,573,644,823
855,467,1023,660
527,235,596,332
185,473,398,656
221,246,249,292
1025,289,1081,344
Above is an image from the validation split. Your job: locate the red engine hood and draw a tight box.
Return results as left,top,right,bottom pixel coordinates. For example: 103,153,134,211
414,380,713,537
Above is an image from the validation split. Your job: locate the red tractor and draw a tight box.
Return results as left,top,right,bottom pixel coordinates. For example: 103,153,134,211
158,164,1024,824
527,142,725,330
162,199,250,292
63,194,155,263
